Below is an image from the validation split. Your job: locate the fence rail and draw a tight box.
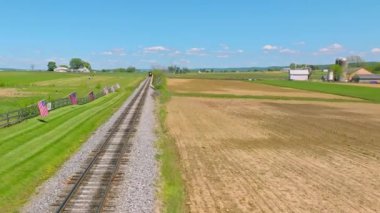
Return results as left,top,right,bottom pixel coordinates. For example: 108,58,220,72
0,88,110,128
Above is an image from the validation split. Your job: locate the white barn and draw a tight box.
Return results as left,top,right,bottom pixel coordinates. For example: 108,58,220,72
54,67,69,73
54,67,90,73
289,69,310,81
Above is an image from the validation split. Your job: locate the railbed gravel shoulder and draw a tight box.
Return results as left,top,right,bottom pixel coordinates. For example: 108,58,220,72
22,80,158,213
111,86,158,213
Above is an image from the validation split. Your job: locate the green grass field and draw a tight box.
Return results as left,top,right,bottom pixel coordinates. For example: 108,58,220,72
0,71,143,113
167,70,325,81
259,80,380,103
0,72,144,211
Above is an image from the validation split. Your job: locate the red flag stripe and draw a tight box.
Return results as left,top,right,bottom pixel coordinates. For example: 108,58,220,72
38,100,49,117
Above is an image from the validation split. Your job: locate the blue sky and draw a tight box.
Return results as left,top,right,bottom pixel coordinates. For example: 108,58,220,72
0,0,380,69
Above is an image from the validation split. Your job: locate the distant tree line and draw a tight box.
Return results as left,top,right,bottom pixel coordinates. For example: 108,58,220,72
99,66,137,73
47,58,92,71
167,65,191,74
365,63,380,74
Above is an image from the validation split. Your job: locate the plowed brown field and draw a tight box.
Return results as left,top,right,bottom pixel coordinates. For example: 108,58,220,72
168,79,358,100
167,96,380,212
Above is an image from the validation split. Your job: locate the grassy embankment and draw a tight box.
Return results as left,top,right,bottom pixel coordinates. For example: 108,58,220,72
259,80,380,103
153,71,186,213
0,71,143,113
0,72,144,211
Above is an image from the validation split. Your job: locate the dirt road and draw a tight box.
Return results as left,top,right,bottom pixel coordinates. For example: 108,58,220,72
167,97,380,212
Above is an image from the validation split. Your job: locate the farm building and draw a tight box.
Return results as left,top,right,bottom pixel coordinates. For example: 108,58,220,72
54,67,90,73
74,67,91,73
346,68,372,81
352,74,380,83
288,69,310,81
54,67,69,73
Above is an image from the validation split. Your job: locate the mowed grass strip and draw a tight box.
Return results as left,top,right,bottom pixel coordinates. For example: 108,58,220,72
153,71,186,213
260,80,380,103
172,92,366,103
0,77,143,211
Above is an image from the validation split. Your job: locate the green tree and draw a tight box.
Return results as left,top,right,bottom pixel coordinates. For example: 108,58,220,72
126,66,136,73
290,63,296,69
330,64,343,81
347,55,365,68
168,66,177,73
70,58,83,69
47,61,57,71
82,61,92,71
366,63,380,74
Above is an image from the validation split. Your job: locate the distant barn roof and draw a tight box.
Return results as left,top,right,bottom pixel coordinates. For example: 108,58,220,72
289,69,309,75
347,67,372,74
353,74,380,80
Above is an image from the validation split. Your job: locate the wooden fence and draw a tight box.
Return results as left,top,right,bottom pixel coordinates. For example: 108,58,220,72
0,91,107,128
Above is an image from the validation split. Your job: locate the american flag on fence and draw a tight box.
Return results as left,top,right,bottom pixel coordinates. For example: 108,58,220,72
88,91,95,101
115,83,120,89
103,87,109,95
69,92,78,105
38,100,49,117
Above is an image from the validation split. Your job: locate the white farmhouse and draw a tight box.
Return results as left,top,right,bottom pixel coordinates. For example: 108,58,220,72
54,67,91,73
289,69,310,81
54,66,69,73
75,67,91,73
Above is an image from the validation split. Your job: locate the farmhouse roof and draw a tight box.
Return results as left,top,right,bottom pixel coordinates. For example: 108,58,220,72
289,69,309,75
353,74,380,80
347,67,372,75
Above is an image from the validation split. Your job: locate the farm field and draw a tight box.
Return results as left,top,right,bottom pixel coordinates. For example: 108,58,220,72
0,72,144,211
165,78,380,212
168,78,359,101
259,80,380,103
0,71,144,113
168,70,325,81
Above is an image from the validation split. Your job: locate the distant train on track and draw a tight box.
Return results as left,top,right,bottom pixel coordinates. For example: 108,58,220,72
148,71,152,77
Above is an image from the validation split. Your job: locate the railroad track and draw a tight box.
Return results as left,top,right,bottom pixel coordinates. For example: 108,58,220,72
55,78,151,212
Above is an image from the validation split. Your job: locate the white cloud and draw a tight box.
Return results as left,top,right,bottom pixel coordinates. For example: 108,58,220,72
262,44,297,54
186,48,207,56
220,44,230,50
318,43,344,54
168,50,182,57
101,51,113,55
217,55,229,58
100,48,126,56
262,45,279,51
371,48,380,54
237,49,244,53
143,46,170,53
279,48,297,54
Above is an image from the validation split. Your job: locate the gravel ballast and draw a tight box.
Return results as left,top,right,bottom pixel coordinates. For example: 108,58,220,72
22,79,157,212
112,86,158,213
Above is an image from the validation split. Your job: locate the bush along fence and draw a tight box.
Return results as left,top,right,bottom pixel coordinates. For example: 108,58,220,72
0,84,121,128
